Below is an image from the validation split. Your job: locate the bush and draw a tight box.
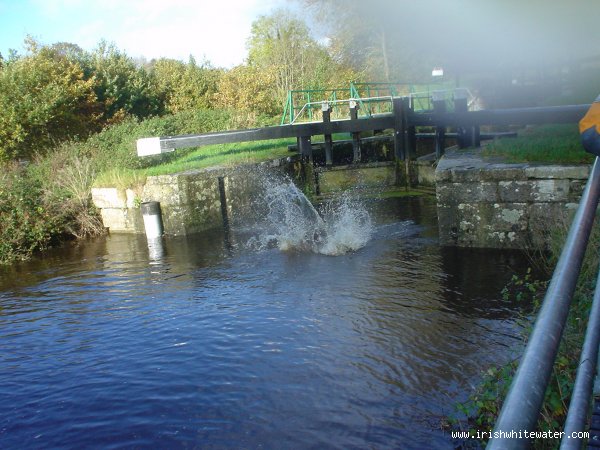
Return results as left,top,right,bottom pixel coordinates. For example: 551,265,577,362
0,164,65,263
151,57,222,113
82,108,234,175
30,145,105,239
0,41,100,161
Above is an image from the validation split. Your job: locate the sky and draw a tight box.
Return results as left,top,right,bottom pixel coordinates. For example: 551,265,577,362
0,0,293,67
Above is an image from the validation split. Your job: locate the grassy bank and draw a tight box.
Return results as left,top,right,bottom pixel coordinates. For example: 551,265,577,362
94,138,295,189
483,124,593,164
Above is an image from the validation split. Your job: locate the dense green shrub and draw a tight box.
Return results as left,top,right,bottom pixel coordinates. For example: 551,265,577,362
0,40,100,161
83,41,163,123
82,108,234,174
0,164,65,263
151,57,222,114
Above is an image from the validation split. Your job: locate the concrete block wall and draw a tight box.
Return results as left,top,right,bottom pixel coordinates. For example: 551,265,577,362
436,149,590,249
91,156,437,236
91,158,295,235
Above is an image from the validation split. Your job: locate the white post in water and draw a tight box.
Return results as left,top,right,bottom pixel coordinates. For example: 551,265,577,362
141,201,164,239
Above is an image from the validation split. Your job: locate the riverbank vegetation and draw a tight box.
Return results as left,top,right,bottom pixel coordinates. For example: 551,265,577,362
483,124,594,164
452,223,600,447
0,10,361,264
1,2,599,265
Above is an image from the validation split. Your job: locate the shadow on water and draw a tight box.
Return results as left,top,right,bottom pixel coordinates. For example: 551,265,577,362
0,196,534,449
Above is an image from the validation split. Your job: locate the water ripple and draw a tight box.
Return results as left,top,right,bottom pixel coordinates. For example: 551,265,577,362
0,197,531,449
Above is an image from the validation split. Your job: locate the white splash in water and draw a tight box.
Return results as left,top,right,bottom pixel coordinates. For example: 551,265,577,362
246,173,373,256
317,193,373,256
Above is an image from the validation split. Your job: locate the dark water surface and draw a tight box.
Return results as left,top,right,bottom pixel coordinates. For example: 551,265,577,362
0,197,530,449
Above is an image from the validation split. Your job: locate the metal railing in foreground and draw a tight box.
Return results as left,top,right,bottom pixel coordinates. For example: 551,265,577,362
487,157,600,449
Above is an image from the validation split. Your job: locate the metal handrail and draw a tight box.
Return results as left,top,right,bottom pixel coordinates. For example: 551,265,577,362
290,96,393,124
488,157,600,449
561,267,600,449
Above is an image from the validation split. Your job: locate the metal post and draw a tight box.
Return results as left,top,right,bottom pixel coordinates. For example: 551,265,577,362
217,176,230,231
432,90,447,159
488,157,600,449
350,100,361,163
454,88,471,148
141,201,164,239
393,97,406,161
141,201,165,260
322,102,333,166
299,135,312,163
402,96,416,159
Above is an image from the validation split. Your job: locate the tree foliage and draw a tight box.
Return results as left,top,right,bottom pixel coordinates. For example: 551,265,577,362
84,41,161,123
151,56,222,114
0,10,363,162
0,38,100,161
247,9,359,103
214,65,279,118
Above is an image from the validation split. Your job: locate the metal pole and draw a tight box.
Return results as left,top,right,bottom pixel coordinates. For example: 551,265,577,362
488,157,600,449
393,97,406,161
454,88,471,148
350,100,361,163
560,263,600,449
432,90,446,159
322,102,333,166
141,201,164,239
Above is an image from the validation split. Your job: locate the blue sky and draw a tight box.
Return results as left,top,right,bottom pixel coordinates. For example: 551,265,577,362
0,0,290,67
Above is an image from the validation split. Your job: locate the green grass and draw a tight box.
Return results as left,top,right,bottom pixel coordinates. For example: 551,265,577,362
482,124,593,164
146,138,294,175
93,138,295,188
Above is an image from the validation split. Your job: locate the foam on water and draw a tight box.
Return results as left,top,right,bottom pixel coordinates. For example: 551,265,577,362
244,171,373,256
317,192,373,256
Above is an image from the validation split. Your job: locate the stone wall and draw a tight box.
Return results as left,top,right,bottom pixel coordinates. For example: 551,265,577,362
92,158,294,235
91,157,435,236
316,160,436,196
317,162,396,195
436,148,590,248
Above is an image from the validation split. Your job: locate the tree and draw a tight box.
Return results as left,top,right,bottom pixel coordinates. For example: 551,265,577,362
0,38,100,160
213,65,279,118
247,10,330,102
83,41,161,123
151,56,222,114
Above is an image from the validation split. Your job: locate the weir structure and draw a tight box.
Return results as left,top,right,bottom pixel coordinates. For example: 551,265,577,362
132,93,600,447
137,90,589,165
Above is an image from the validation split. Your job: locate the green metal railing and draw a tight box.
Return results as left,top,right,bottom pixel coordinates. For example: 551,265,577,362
280,81,456,125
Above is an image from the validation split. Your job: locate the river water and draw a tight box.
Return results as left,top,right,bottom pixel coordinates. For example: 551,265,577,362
0,195,530,449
